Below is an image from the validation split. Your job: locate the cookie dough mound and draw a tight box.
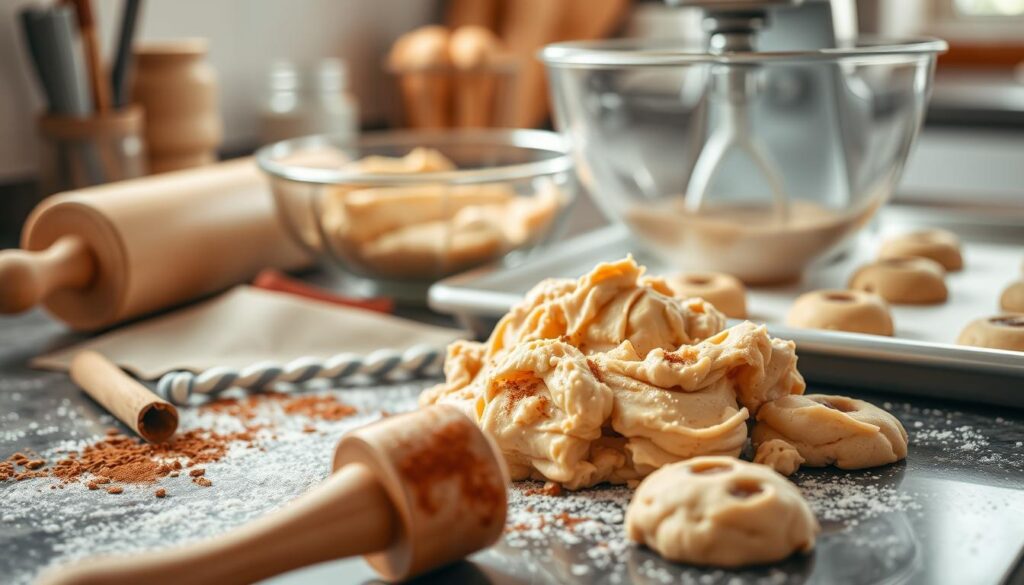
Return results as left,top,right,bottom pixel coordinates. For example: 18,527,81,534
488,257,727,360
626,457,818,567
958,315,1024,352
597,321,805,414
752,394,908,469
664,272,748,319
754,439,804,476
1001,280,1024,313
879,228,963,271
423,258,807,489
848,257,947,305
787,289,894,336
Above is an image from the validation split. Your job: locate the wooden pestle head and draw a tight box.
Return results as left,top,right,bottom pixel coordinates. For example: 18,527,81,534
333,405,509,581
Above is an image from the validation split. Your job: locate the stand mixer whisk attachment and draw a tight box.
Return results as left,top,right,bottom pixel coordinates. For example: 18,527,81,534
676,0,800,221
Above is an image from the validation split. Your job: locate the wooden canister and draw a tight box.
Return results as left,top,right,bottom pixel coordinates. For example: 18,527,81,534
133,39,223,174
1,158,309,330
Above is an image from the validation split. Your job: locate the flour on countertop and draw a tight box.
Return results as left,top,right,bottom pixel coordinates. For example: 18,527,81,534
2,391,1023,585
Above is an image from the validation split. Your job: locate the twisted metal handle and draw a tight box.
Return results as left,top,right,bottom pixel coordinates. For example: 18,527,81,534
156,345,444,405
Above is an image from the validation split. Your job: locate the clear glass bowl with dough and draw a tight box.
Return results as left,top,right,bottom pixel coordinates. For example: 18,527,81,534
542,38,945,284
257,129,575,296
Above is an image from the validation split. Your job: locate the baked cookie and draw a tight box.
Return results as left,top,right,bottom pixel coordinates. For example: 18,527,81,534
754,438,804,476
1000,280,1024,313
848,257,947,305
786,289,894,336
752,394,908,469
957,315,1024,352
879,229,963,271
664,272,748,319
626,456,818,567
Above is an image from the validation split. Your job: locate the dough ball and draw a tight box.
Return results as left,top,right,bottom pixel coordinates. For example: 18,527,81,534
957,315,1024,352
754,439,804,476
626,457,818,567
879,229,962,271
786,290,894,336
1000,280,1024,313
665,272,748,319
752,394,908,469
848,257,947,305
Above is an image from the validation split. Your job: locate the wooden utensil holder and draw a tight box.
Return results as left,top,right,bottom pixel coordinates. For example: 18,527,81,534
37,106,147,195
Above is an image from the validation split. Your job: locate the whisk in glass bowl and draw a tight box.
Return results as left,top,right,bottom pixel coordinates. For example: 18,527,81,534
542,35,946,284
257,129,575,300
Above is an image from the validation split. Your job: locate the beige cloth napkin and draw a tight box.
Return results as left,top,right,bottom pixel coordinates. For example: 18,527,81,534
33,286,465,379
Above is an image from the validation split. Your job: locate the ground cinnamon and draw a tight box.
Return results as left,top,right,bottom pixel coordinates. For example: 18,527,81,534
2,391,358,496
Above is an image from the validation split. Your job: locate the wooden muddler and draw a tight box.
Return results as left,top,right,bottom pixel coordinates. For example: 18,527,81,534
36,405,510,585
0,158,308,330
70,351,178,443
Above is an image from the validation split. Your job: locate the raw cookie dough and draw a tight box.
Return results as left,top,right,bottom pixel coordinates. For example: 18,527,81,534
754,439,804,476
957,315,1024,352
879,228,963,271
786,289,894,336
665,272,748,319
422,257,806,489
317,148,565,278
848,257,947,305
626,456,818,567
752,394,908,469
1000,280,1024,313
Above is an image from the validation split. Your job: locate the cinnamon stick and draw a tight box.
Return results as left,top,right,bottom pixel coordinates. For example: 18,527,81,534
70,351,178,443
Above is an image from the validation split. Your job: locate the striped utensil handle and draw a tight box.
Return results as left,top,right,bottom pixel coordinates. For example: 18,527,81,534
156,344,445,405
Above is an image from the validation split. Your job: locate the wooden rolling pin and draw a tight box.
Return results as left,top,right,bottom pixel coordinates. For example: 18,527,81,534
0,158,308,330
37,405,510,585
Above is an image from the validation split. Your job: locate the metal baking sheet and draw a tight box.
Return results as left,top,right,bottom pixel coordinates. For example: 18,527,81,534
429,205,1024,409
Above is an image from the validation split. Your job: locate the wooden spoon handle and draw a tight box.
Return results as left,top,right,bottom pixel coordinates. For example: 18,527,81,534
0,235,94,313
36,464,397,585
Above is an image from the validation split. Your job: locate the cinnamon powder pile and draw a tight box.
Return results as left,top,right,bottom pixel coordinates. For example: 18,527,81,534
1,391,357,497
6,426,260,494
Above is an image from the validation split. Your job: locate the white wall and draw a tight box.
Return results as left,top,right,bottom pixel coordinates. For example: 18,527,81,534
0,0,437,181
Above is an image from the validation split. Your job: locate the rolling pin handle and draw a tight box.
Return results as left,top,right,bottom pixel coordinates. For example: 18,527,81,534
0,235,94,314
35,463,398,585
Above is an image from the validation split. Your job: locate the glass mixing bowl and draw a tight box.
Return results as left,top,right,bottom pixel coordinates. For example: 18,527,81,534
257,129,575,298
542,38,946,284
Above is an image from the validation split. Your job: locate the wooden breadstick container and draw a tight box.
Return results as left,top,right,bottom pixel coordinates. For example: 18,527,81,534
0,158,309,330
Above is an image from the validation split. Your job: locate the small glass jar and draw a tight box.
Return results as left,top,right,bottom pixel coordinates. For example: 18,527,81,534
260,59,359,145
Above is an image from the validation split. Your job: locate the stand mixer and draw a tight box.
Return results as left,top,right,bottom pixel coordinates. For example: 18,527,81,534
671,0,870,226
542,0,941,283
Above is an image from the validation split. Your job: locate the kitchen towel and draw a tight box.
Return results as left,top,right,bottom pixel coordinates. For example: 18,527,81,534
33,285,464,379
